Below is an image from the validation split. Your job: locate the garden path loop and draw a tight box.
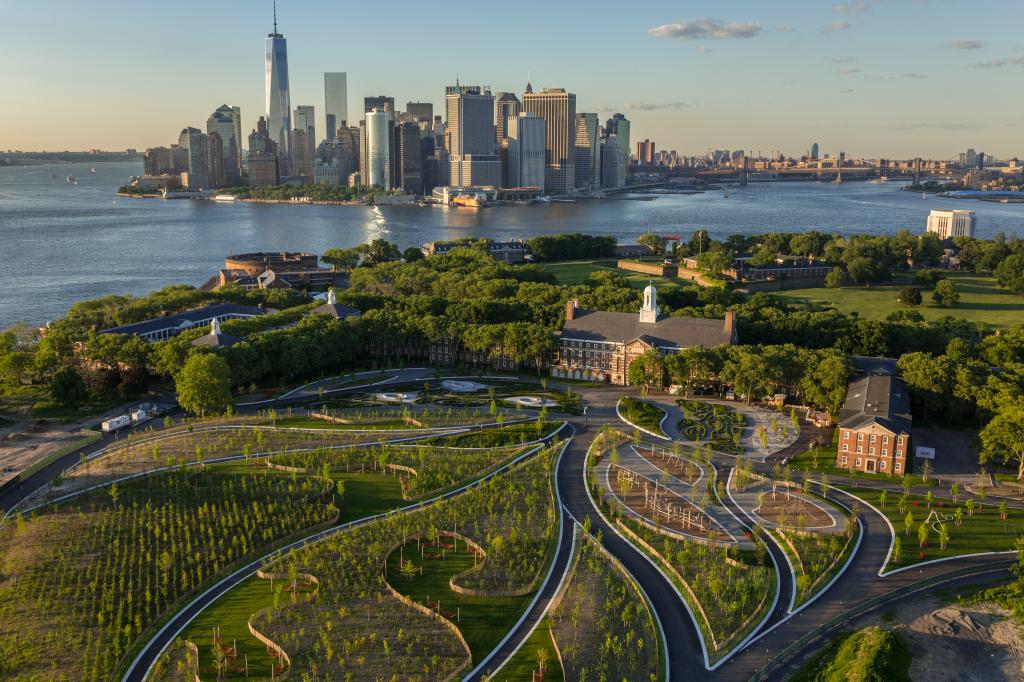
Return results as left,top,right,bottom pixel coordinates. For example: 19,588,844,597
730,483,849,534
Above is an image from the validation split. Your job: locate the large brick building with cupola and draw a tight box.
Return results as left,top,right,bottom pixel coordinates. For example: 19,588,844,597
551,283,737,385
835,371,912,475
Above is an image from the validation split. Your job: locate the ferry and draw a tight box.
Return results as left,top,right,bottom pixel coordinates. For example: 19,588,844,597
212,194,240,203
452,194,485,208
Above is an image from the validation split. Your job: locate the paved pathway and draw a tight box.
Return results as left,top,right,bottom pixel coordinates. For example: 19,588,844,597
729,479,850,534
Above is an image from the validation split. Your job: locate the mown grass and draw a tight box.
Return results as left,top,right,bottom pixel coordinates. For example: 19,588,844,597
790,626,911,682
777,271,1024,330
494,618,564,681
533,259,684,290
618,396,667,437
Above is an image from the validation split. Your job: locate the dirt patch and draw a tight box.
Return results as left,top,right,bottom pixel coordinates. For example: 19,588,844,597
639,449,701,485
856,596,1024,681
609,465,728,541
755,494,832,528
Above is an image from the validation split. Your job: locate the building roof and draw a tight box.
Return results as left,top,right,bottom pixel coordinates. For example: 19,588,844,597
309,290,361,319
851,356,898,377
100,303,265,336
838,374,912,435
191,331,241,348
561,310,734,349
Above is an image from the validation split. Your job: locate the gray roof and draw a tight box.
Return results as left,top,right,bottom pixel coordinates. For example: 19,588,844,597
191,332,241,348
838,374,912,435
561,311,734,349
851,355,898,377
310,302,361,319
100,303,266,336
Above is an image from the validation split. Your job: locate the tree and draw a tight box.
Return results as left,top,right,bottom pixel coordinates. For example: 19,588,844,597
627,349,666,391
697,248,732,278
175,353,232,417
897,286,922,306
824,267,845,289
321,247,361,271
49,366,88,407
402,246,425,263
938,523,950,550
980,405,1024,479
917,521,929,548
932,279,959,307
359,239,401,265
995,253,1024,294
638,233,666,256
847,257,879,286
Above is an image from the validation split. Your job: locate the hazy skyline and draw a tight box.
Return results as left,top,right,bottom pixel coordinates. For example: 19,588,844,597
2,0,1022,158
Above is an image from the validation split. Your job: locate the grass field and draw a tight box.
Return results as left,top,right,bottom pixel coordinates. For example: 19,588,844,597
495,618,563,681
839,485,1022,569
618,396,668,437
777,272,1024,329
534,259,684,290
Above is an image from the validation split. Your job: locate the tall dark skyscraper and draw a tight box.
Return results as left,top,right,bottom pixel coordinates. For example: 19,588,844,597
265,1,291,175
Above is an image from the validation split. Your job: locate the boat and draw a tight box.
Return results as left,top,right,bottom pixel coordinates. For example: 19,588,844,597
922,193,927,198
879,176,889,182
452,194,485,208
90,167,96,173
212,194,240,203
66,175,76,183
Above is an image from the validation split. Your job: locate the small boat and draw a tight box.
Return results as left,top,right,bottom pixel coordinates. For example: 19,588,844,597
66,175,76,183
90,167,96,173
922,193,927,198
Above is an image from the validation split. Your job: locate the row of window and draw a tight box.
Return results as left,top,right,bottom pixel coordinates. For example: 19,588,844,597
842,431,905,446
563,340,619,351
840,455,901,472
842,443,902,457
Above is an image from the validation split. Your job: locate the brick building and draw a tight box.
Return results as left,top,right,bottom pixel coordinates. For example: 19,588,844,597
836,373,912,475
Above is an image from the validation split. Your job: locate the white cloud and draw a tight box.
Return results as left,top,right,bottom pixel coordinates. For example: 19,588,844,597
970,57,1024,68
648,18,761,40
623,101,692,111
835,2,872,14
947,40,988,50
822,21,852,33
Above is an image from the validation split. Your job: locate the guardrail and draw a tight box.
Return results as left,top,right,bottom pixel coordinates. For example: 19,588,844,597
749,562,1013,681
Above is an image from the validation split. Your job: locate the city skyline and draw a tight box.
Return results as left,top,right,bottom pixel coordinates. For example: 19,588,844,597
2,0,1022,157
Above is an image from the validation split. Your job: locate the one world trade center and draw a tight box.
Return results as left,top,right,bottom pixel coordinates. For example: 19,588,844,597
265,1,291,175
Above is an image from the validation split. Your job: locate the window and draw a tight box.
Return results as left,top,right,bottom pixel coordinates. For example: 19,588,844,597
870,434,877,444
841,456,848,465
856,458,862,467
869,447,875,455
843,444,849,452
881,448,888,456
894,462,901,472
857,446,863,454
843,431,850,439
883,436,889,444
880,460,887,470
858,433,864,441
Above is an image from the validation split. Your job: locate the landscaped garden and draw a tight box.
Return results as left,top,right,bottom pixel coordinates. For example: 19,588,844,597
837,484,1023,570
549,535,662,680
178,440,563,680
677,400,747,455
618,396,668,437
415,380,584,415
0,466,338,682
496,618,563,681
423,419,561,448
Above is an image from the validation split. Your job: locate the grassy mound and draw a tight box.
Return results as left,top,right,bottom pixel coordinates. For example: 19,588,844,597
791,626,911,682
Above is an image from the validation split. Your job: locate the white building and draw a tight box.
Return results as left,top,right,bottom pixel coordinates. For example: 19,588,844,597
506,112,546,189
365,109,391,190
926,209,975,239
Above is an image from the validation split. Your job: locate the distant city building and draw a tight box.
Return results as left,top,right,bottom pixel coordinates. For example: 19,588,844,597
926,209,976,239
206,131,225,187
323,72,347,141
810,142,819,160
396,121,423,194
177,127,210,189
247,116,280,187
522,84,576,195
206,105,242,184
636,139,655,165
291,128,313,181
265,7,292,175
506,112,546,189
494,92,521,143
365,109,391,190
406,101,433,122
575,112,600,190
600,134,625,188
605,113,630,172
446,83,501,188
143,146,178,176
364,95,395,114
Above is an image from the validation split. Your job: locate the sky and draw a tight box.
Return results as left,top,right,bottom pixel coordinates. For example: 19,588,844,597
2,0,1022,159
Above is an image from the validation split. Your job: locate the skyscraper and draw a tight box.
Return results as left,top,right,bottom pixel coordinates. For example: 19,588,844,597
396,121,423,195
494,92,521,143
522,85,576,195
446,83,501,188
324,72,347,141
406,102,433,123
364,95,395,114
365,109,391,190
575,112,600,190
810,142,819,161
206,105,242,184
506,112,546,189
605,113,630,174
636,139,655,165
600,134,625,188
265,2,291,175
177,127,210,189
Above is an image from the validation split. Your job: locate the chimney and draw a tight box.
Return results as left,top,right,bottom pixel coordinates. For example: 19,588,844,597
565,299,579,322
723,309,736,338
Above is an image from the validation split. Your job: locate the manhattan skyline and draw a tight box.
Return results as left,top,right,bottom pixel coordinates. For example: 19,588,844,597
2,0,1022,157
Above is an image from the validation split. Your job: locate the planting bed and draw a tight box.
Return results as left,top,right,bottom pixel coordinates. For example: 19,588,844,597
677,400,746,456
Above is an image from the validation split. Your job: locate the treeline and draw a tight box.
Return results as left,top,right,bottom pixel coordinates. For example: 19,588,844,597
219,184,381,202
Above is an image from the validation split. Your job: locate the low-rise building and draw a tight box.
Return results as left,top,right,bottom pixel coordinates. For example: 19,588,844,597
552,284,737,384
423,239,527,263
100,303,267,342
926,209,976,239
835,372,912,475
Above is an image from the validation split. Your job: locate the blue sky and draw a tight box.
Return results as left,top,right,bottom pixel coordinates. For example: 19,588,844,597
2,0,1022,158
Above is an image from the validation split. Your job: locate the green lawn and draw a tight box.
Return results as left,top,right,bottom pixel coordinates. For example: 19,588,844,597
777,271,1024,329
791,626,911,682
274,415,414,430
838,485,1022,570
494,618,564,681
534,259,684,290
618,396,668,437
386,539,536,661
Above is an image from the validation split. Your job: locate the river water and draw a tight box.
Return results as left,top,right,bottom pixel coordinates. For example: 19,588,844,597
1,161,1022,327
